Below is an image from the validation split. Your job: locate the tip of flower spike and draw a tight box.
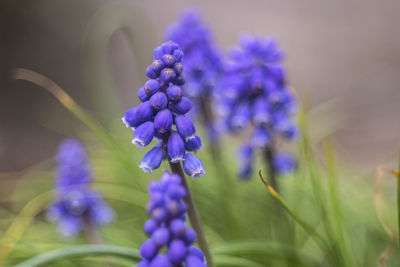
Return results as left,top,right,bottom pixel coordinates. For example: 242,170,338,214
258,170,278,198
132,138,146,149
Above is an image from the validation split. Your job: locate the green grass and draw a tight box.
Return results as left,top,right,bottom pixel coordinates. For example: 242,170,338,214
1,69,400,266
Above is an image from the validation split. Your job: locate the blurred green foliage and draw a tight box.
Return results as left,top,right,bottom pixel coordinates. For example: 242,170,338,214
0,89,399,266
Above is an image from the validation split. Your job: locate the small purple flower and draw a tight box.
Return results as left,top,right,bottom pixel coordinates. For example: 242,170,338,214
133,121,155,149
138,172,206,266
47,139,113,237
175,115,196,141
168,133,185,163
184,135,203,153
140,145,165,173
219,35,298,179
183,153,205,179
122,41,205,178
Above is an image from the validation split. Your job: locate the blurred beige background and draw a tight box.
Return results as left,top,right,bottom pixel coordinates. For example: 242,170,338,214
1,0,400,172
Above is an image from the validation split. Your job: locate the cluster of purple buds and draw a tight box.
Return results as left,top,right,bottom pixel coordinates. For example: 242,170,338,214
218,35,298,179
138,172,207,267
47,139,113,237
166,9,223,143
122,41,205,178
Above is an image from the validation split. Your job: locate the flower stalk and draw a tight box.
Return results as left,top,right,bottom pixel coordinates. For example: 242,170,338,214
162,134,214,267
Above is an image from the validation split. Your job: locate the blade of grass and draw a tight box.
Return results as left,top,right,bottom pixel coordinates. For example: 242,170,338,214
14,245,140,267
324,141,357,266
258,170,329,253
298,110,345,266
0,191,53,264
12,68,142,187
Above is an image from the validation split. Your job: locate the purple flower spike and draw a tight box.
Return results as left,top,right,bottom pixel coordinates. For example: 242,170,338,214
219,34,298,179
47,139,113,237
139,172,206,265
166,9,223,145
122,41,205,175
183,153,205,178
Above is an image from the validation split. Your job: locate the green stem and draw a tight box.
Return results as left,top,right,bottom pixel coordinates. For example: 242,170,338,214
162,134,214,267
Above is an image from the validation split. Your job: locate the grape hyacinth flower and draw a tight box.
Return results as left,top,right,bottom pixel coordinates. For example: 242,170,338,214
47,139,113,237
166,9,223,145
123,41,213,266
218,35,298,185
138,172,207,267
122,41,205,179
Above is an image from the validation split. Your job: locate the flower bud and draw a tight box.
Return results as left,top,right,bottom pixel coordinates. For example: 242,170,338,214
150,92,168,111
146,66,157,79
160,68,176,85
149,255,171,267
138,87,149,102
139,145,164,173
154,109,173,134
144,219,159,236
136,101,154,122
166,85,183,101
173,49,184,62
173,62,183,75
175,115,195,141
183,153,205,178
162,54,175,67
140,240,158,260
122,107,141,128
151,227,170,247
168,240,187,264
133,121,155,149
168,133,185,163
151,59,165,73
274,153,297,175
144,79,160,95
171,97,192,114
174,73,185,85
184,135,202,152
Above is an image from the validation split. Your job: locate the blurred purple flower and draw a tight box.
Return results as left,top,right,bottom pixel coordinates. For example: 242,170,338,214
166,9,223,144
47,139,113,237
138,172,206,266
218,35,298,179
